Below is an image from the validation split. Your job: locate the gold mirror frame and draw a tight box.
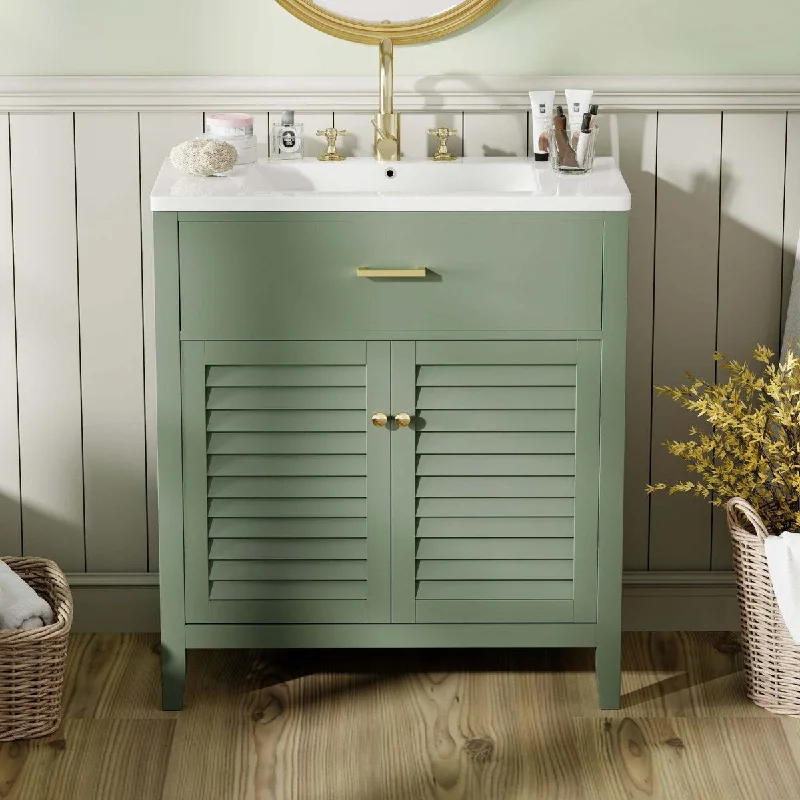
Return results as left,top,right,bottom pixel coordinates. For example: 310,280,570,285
275,0,502,45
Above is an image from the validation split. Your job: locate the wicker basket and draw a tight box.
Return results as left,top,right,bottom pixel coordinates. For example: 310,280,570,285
727,498,800,715
0,557,73,740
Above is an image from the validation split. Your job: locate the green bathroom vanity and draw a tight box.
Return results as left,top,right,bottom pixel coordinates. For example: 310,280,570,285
151,156,630,710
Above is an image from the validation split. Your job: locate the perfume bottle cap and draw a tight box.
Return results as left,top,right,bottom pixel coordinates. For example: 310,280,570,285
589,104,599,115
281,110,295,126
581,112,592,133
555,105,564,117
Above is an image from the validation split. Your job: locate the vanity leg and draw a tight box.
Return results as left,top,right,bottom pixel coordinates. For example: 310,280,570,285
161,637,186,711
595,639,622,710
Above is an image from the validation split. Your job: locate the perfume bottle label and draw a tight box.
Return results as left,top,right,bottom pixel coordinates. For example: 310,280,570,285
280,128,301,153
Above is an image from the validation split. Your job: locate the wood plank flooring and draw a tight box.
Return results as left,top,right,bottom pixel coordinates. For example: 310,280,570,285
1,632,798,799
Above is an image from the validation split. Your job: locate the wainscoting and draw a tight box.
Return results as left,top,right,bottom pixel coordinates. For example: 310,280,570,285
1,76,798,630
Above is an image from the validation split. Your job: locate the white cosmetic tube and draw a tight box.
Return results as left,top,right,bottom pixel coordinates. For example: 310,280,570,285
564,89,593,130
529,90,555,162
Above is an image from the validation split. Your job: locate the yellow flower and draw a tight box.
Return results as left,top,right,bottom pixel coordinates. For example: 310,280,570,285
649,346,800,532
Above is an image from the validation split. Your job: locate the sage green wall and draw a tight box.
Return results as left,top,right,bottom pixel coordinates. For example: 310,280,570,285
0,0,797,76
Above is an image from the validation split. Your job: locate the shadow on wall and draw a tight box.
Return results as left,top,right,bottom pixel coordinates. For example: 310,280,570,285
592,114,789,573
414,74,527,157
0,432,149,574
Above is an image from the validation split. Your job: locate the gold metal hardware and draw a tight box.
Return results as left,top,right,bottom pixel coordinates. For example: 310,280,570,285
373,115,400,162
428,128,458,162
373,39,401,161
394,412,412,428
316,127,348,161
274,1,503,47
371,412,389,428
356,267,427,279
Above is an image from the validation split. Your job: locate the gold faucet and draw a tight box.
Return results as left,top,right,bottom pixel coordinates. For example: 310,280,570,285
372,39,400,161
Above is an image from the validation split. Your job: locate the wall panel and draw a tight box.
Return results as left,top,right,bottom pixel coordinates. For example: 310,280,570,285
139,112,204,570
464,111,527,158
332,112,374,158
0,90,794,588
10,112,84,570
782,113,800,336
649,113,722,571
711,112,787,569
0,113,20,555
609,114,658,571
75,112,148,572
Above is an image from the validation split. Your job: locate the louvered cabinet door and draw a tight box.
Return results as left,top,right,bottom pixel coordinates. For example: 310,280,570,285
181,341,391,624
390,341,601,624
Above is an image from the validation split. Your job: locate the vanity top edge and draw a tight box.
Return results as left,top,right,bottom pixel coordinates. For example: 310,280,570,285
151,156,631,213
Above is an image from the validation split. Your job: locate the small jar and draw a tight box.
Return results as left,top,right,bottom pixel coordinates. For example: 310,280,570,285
205,113,257,165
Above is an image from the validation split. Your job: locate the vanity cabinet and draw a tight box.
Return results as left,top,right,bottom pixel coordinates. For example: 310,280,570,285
153,205,628,713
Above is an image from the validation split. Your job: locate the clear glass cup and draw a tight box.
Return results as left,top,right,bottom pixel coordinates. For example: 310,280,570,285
547,123,599,174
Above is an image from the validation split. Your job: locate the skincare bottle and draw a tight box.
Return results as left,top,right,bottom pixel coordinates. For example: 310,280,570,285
206,113,257,165
564,89,593,130
564,89,593,148
529,90,555,162
553,105,578,168
575,112,592,168
272,110,304,160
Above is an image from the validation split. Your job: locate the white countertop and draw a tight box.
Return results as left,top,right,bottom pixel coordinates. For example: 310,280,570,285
151,156,631,213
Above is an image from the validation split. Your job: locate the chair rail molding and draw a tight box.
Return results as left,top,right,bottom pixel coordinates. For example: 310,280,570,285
2,75,800,112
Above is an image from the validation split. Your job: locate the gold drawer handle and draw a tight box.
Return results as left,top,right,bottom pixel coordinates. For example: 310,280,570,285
356,267,427,279
371,412,389,428
394,412,412,428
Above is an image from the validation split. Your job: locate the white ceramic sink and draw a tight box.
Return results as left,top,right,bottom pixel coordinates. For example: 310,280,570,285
151,156,631,212
249,158,538,195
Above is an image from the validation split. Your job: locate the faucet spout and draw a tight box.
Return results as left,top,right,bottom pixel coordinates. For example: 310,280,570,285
374,38,400,161
379,38,394,116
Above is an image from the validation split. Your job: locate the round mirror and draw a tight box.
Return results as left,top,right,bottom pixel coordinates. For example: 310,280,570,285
276,0,502,45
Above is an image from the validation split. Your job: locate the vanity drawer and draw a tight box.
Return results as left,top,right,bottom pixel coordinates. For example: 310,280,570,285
177,213,604,339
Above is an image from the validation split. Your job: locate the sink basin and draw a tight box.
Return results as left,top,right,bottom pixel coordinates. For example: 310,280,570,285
152,156,630,213
249,158,538,195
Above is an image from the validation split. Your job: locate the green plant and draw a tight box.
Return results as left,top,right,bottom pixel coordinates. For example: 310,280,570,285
647,345,800,533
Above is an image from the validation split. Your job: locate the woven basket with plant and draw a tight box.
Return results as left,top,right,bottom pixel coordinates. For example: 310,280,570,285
648,345,800,714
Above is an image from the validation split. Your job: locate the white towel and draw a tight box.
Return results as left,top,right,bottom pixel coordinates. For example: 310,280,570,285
0,560,54,630
764,532,800,644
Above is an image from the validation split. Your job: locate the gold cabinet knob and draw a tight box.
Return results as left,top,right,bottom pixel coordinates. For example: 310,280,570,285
394,412,412,428
371,412,389,428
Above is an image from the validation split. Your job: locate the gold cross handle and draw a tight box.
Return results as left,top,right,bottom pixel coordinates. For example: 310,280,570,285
428,127,458,162
316,127,348,161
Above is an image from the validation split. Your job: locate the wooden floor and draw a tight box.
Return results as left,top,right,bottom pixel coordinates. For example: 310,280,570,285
1,632,799,799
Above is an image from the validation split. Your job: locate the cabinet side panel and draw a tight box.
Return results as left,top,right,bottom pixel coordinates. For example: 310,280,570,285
153,212,185,667
597,213,629,671
140,112,203,570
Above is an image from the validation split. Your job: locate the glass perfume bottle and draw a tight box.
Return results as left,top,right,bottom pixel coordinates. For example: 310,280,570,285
272,110,304,160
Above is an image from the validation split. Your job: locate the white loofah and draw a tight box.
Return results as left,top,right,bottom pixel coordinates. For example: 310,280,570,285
170,138,239,176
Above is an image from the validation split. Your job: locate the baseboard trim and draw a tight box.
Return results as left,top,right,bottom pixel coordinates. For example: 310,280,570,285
2,75,800,112
621,571,740,632
66,571,740,634
68,572,160,633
